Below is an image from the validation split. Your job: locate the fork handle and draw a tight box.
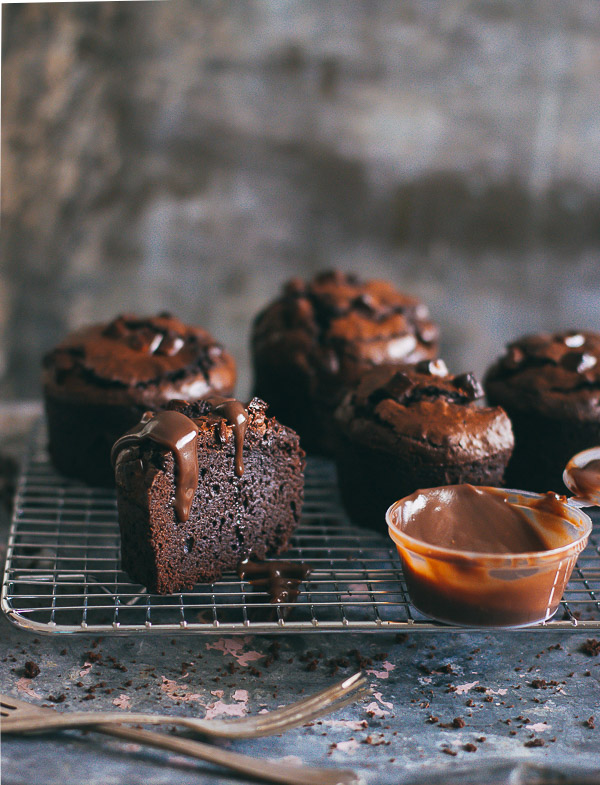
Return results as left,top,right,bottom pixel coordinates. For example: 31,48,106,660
2,711,208,734
93,723,359,785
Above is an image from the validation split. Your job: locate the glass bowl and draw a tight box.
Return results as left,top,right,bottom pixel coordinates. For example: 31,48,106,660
386,487,592,628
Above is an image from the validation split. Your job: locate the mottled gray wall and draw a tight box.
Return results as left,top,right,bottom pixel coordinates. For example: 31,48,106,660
2,0,600,400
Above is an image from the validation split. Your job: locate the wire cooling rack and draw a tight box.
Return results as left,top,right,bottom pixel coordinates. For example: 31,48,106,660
2,424,600,635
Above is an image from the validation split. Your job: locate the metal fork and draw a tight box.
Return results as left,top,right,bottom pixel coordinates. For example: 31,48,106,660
1,671,368,738
1,683,365,785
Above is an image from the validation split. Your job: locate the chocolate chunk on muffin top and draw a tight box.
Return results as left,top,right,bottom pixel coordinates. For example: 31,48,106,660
484,331,600,419
43,313,235,407
336,361,513,463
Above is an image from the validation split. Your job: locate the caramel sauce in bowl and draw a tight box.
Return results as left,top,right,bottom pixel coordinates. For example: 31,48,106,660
386,486,592,628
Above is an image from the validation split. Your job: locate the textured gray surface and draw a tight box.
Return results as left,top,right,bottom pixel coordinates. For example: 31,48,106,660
2,618,600,784
1,407,600,785
2,0,600,400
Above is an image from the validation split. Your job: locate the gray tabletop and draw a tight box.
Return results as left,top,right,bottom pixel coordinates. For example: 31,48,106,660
1,405,599,785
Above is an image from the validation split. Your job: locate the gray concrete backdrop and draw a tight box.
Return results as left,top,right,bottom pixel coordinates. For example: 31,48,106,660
2,0,600,400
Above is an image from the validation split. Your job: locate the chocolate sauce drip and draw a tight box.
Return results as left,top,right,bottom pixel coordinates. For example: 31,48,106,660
237,558,311,603
111,410,199,523
206,396,248,476
568,458,600,498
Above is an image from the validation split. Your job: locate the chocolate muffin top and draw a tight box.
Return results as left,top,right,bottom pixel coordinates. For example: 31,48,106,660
484,331,600,420
335,361,514,463
252,271,438,397
43,313,236,407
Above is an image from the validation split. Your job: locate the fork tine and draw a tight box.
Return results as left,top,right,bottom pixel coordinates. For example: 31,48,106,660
250,672,366,720
245,672,367,727
245,686,371,737
229,674,369,736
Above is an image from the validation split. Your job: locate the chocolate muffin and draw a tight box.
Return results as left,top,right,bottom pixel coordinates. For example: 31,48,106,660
251,270,439,454
113,397,305,594
484,331,600,492
334,361,514,529
43,313,236,486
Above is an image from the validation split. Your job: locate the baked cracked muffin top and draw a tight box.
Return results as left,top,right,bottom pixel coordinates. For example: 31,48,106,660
43,313,236,407
484,331,600,420
251,270,439,453
252,271,438,394
335,361,514,463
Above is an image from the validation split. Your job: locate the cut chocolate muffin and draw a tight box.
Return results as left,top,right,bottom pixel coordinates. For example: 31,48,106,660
333,361,514,529
251,270,439,455
484,331,600,492
43,313,236,486
113,397,305,594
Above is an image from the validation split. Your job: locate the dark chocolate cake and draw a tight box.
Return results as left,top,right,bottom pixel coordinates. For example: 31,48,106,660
334,361,514,529
113,397,305,594
484,330,600,492
251,270,438,455
43,313,236,486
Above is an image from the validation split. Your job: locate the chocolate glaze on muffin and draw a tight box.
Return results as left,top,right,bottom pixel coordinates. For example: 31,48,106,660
43,313,236,486
334,361,514,529
113,397,305,594
251,271,439,454
484,330,600,492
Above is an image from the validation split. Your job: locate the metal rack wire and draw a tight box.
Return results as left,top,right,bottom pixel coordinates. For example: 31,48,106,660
2,424,600,634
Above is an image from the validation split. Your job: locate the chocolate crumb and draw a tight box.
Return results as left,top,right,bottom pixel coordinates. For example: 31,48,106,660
48,694,66,703
524,738,545,748
23,661,40,679
580,639,600,657
452,717,466,728
442,747,457,756
584,716,595,729
463,743,477,752
363,734,389,746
